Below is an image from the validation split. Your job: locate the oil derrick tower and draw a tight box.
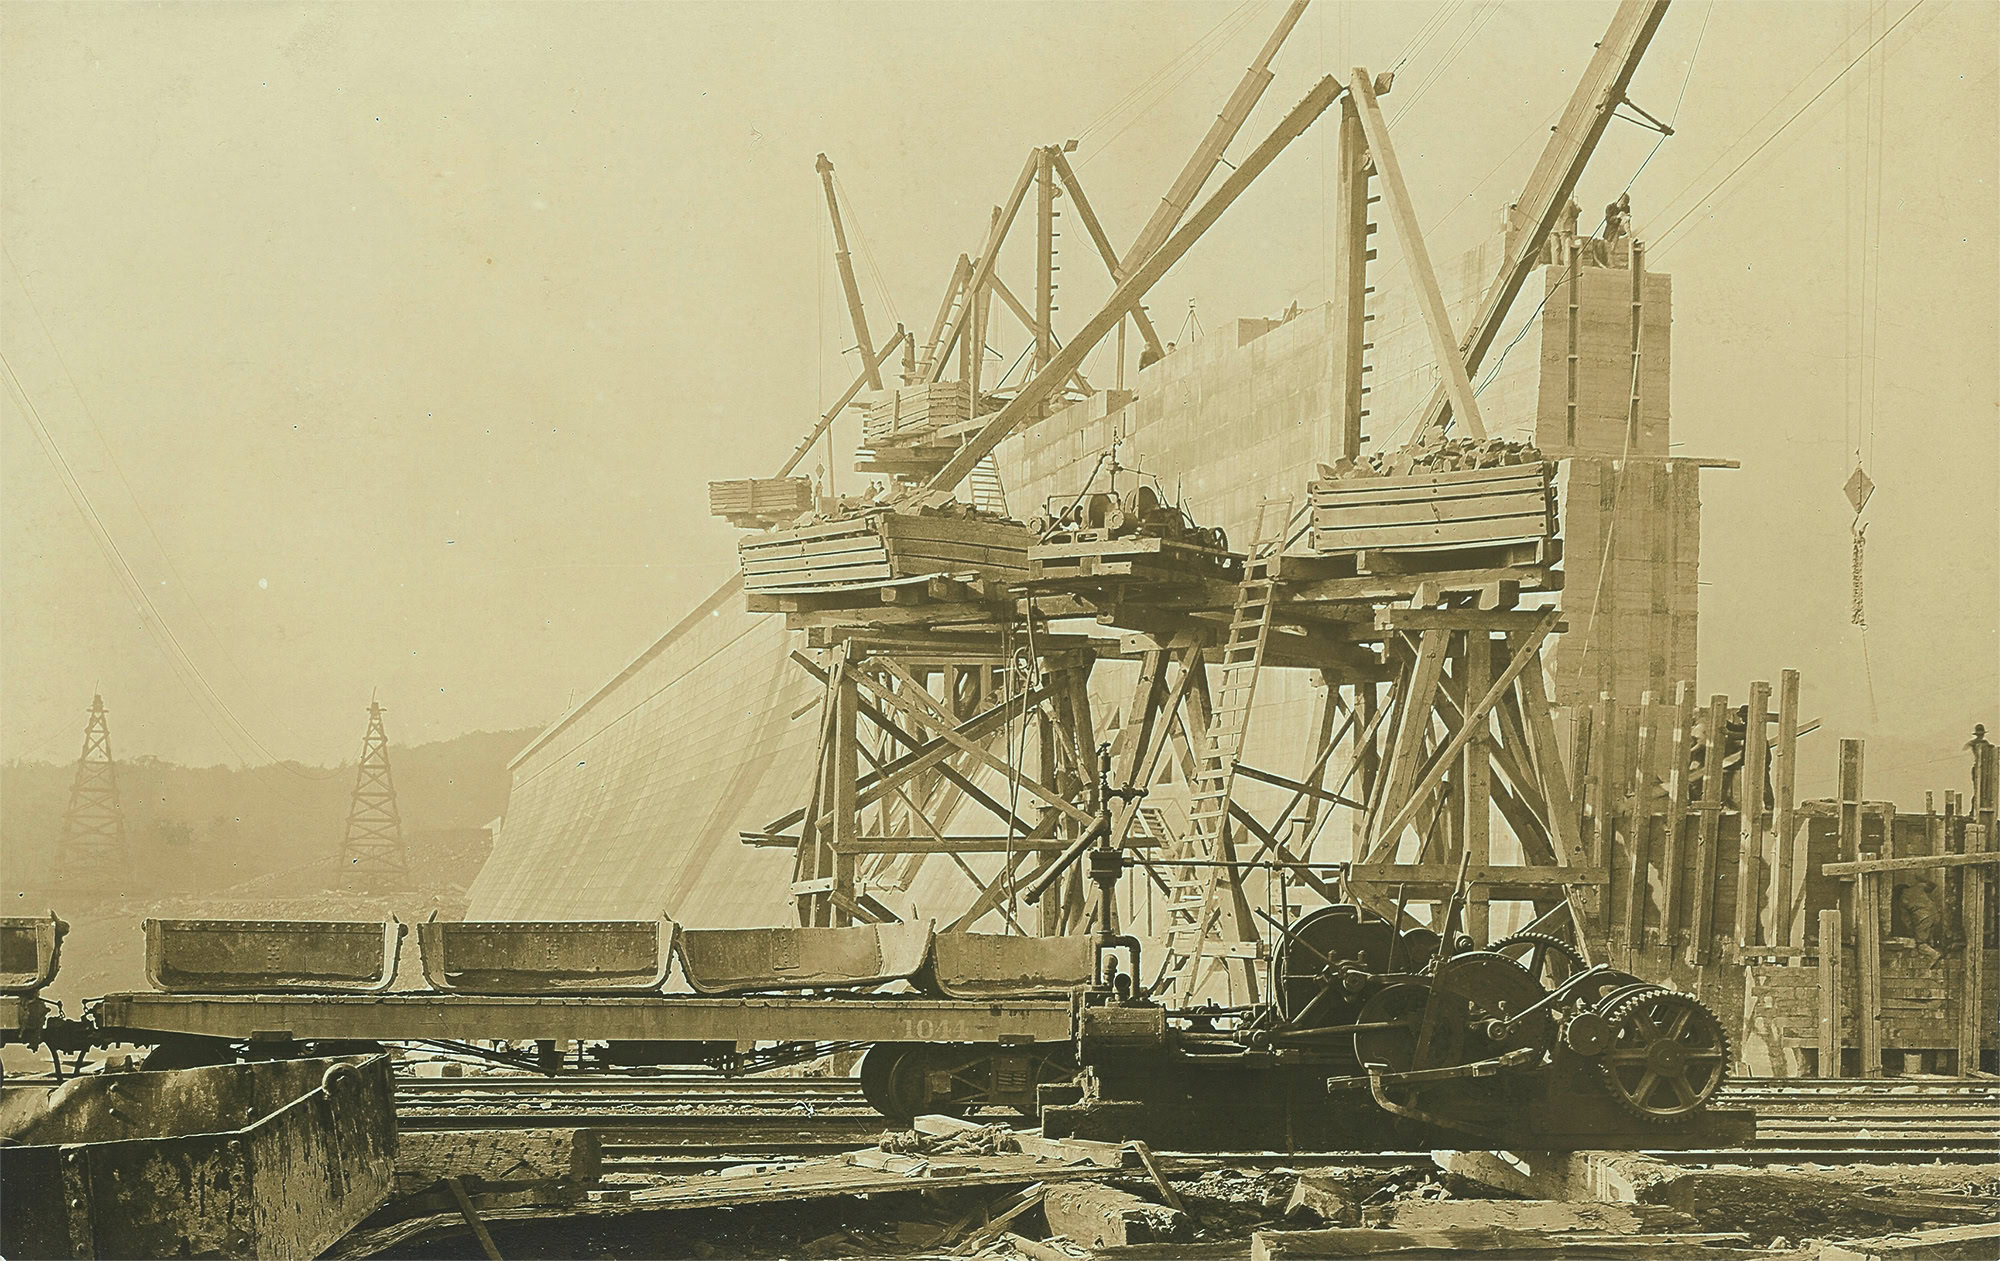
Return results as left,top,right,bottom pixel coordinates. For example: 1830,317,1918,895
341,700,407,878
57,694,126,880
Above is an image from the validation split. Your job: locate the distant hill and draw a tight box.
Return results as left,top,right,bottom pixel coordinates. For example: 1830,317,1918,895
1,726,539,1001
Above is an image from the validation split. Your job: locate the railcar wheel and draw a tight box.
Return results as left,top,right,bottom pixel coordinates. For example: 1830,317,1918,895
858,1043,905,1116
1491,932,1587,989
1595,989,1731,1122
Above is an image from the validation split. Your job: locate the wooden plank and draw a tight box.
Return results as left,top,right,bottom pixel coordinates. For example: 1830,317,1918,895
1463,630,1493,942
1311,515,1551,551
1858,867,1883,1077
1960,824,1988,1074
1309,493,1549,530
1690,693,1728,963
1375,608,1565,632
1739,680,1772,947
1349,863,1607,887
1373,610,1563,848
1308,463,1548,498
1621,691,1661,962
1659,682,1697,948
1365,630,1449,861
1348,68,1487,439
1822,851,2000,876
744,561,898,589
1819,907,1844,1077
1772,670,1802,945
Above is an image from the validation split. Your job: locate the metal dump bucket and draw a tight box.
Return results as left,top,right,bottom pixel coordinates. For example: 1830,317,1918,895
0,913,66,994
677,920,934,995
925,932,1095,998
0,1054,396,1259
144,918,406,993
418,918,677,993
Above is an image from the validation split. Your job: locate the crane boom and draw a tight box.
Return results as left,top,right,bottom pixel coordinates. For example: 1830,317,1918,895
1412,0,1671,442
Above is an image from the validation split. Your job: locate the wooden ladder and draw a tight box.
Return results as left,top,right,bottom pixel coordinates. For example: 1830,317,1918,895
1154,497,1292,1001
968,454,1009,517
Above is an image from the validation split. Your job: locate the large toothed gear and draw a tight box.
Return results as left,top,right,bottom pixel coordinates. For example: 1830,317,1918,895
1490,931,1588,989
1595,987,1731,1122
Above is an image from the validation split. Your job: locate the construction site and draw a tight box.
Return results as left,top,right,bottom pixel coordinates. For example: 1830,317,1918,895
1,1,1995,1258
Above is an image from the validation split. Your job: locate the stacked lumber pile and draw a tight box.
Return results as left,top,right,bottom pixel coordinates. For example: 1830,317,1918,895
863,381,972,446
1308,438,1555,559
708,476,815,529
739,506,1034,599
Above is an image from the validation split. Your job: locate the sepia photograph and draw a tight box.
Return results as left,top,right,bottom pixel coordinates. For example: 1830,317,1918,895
2,1,1995,1257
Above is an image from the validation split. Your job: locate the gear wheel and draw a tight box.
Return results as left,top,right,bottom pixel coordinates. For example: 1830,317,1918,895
1595,987,1731,1123
1491,931,1587,988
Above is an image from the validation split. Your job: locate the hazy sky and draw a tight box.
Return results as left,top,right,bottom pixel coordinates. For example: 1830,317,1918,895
3,1,1994,792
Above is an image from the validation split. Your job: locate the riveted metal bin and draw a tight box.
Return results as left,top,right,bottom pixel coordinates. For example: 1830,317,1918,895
0,913,66,994
144,918,406,993
0,1054,396,1259
925,931,1095,999
417,917,677,993
677,921,934,995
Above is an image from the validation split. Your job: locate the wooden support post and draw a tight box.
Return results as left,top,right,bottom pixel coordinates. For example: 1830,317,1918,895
1690,693,1728,964
1047,149,1166,363
1572,703,1597,860
1857,865,1883,1078
1463,631,1493,943
1355,682,1381,856
1771,670,1802,945
1035,147,1055,374
815,154,882,392
918,255,972,379
1837,738,1876,1076
1589,691,1615,872
1659,682,1696,951
1373,611,1560,854
1626,240,1646,449
1818,907,1844,1077
831,666,861,927
1348,68,1487,439
1621,691,1661,964
443,1176,505,1261
1368,630,1450,859
1959,824,1989,1075
1329,95,1370,460
1739,679,1772,948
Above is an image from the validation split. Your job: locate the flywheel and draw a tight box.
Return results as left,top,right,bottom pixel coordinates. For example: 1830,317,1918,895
1594,987,1731,1122
1275,905,1398,1028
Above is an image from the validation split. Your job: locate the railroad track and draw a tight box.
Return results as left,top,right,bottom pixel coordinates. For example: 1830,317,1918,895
391,1074,1999,1174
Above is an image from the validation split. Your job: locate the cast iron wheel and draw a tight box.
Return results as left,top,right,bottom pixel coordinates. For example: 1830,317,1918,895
1491,932,1587,989
1595,988,1731,1123
1274,905,1397,1028
1567,968,1648,1011
1420,950,1554,1069
1351,980,1431,1073
858,1043,906,1116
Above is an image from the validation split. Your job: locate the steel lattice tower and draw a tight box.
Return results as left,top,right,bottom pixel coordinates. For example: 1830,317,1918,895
341,700,407,877
58,694,126,878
